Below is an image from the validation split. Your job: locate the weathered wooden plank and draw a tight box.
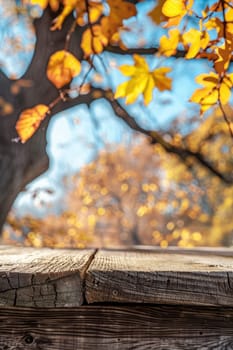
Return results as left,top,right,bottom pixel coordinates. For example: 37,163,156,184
0,246,95,307
132,246,233,256
0,305,233,349
86,249,233,306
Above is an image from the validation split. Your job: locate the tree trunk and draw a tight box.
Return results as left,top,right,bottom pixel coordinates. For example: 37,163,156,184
0,7,83,234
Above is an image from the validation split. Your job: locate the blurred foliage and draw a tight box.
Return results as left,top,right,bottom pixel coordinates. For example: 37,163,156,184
4,110,233,248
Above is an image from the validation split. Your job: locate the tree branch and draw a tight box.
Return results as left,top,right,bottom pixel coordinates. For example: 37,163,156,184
105,45,186,58
49,86,232,184
94,89,233,184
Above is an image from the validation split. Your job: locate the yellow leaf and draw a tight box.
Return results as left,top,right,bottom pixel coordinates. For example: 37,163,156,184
134,54,150,72
76,1,104,26
195,72,219,87
225,7,233,22
183,28,202,59
115,56,171,105
190,87,218,113
89,2,104,23
115,81,129,100
30,0,48,9
143,76,155,105
160,29,180,56
152,67,172,91
227,73,233,85
119,65,137,76
201,31,210,50
183,28,210,59
16,104,49,143
219,82,231,105
24,0,60,10
47,50,81,88
162,0,185,17
125,74,149,104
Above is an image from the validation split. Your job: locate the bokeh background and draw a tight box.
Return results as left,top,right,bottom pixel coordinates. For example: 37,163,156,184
1,0,233,248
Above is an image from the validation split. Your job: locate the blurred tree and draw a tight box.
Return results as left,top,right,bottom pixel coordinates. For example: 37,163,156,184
1,0,233,235
4,112,233,247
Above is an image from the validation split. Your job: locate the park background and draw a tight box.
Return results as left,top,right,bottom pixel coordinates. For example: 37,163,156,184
1,0,233,248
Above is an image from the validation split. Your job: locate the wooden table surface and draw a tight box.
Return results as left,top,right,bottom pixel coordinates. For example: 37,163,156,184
0,245,233,349
0,245,233,308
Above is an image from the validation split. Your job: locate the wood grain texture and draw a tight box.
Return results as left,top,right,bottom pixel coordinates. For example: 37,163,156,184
86,249,233,306
0,246,95,307
0,305,233,349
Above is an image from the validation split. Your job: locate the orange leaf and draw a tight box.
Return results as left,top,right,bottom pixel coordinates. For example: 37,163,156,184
148,0,167,24
47,50,81,88
152,67,172,91
99,0,136,44
107,0,136,23
51,0,78,30
0,97,14,116
16,104,49,143
81,25,108,56
76,1,104,26
49,0,60,11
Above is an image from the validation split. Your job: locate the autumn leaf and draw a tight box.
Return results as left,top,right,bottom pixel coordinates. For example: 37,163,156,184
148,0,167,24
107,0,137,25
76,1,104,26
219,81,231,105
51,0,79,30
81,25,108,56
160,29,180,56
0,97,14,116
79,0,136,55
162,0,185,17
153,67,172,91
195,73,219,87
16,104,49,143
29,0,59,10
49,0,60,11
190,72,219,113
190,72,233,113
190,87,218,113
162,0,193,27
29,0,49,9
214,43,232,74
47,50,81,88
182,28,210,59
100,0,137,45
115,55,171,105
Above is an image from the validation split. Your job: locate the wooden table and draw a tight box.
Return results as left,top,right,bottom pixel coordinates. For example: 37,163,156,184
0,245,233,349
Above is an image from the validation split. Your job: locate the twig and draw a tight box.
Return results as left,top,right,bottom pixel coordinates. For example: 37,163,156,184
64,20,77,51
218,100,233,138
